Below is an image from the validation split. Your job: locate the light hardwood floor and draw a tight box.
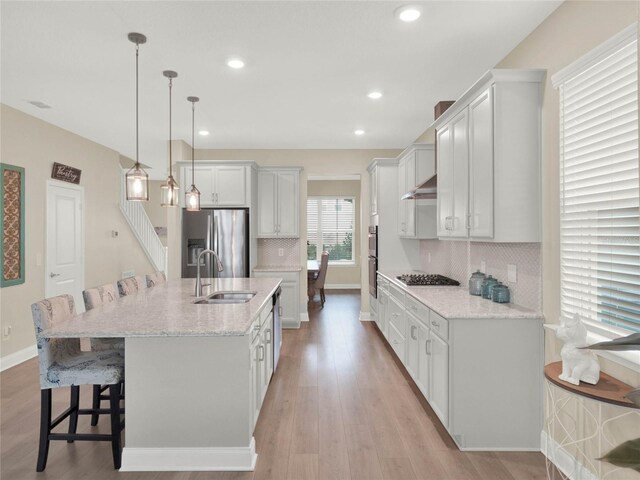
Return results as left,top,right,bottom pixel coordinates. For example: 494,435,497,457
1,290,553,479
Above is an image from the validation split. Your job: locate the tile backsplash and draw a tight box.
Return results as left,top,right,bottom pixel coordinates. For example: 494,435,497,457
257,238,301,267
420,240,541,312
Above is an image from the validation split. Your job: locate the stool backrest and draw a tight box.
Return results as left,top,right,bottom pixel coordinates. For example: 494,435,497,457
146,271,167,288
31,295,80,389
83,283,119,311
314,251,330,289
117,275,146,297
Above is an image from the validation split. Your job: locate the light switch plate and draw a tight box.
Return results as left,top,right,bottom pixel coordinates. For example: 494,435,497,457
480,261,486,273
508,264,518,283
122,270,135,279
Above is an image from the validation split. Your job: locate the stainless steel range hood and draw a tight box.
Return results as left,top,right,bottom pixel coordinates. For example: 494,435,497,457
401,172,437,200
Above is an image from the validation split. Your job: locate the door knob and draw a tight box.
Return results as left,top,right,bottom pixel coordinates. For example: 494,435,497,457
49,273,60,278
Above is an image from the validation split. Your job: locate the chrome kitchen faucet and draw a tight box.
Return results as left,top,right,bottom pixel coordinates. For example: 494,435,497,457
195,249,224,297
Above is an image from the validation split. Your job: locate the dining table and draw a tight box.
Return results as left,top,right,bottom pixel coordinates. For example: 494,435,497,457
307,259,319,301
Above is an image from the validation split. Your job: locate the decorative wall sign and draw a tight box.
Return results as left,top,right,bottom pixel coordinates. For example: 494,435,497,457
1,163,25,287
51,162,81,184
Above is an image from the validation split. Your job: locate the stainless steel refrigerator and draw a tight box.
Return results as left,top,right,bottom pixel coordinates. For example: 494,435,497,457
182,208,250,278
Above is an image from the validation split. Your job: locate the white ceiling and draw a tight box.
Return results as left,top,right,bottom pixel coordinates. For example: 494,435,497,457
1,1,560,178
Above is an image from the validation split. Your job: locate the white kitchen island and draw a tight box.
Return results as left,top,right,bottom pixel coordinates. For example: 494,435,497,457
41,278,282,472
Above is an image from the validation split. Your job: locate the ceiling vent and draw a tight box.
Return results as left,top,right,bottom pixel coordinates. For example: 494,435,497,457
28,100,52,109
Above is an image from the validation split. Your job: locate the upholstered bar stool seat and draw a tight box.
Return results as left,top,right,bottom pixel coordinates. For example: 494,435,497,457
117,275,146,296
32,295,124,472
146,270,166,288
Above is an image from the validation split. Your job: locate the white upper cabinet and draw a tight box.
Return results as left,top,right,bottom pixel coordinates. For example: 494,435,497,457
396,144,437,239
180,164,249,207
433,69,544,242
258,167,301,238
369,166,378,217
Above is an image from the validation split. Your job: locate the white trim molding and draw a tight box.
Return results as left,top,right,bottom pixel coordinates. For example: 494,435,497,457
325,283,361,290
308,174,360,181
359,311,372,322
300,312,309,322
121,438,257,472
541,431,598,480
0,344,37,372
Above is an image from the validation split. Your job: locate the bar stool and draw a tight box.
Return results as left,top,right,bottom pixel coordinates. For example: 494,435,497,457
146,270,167,288
31,295,124,471
83,283,125,426
117,275,146,296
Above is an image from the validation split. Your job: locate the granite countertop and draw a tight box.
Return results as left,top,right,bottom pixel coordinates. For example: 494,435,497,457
253,265,303,272
41,278,281,338
377,270,541,320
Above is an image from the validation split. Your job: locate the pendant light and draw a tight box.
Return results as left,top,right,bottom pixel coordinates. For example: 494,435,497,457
125,33,149,201
160,70,179,207
185,96,201,211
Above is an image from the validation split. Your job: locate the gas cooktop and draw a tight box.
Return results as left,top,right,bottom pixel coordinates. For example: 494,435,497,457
396,274,460,286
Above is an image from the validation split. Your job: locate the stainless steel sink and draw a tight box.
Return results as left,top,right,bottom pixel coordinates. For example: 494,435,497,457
193,291,256,305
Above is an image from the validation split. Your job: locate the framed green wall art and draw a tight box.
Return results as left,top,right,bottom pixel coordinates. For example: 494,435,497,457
1,163,25,287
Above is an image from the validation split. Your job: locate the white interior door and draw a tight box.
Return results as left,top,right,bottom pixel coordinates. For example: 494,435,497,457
46,181,85,312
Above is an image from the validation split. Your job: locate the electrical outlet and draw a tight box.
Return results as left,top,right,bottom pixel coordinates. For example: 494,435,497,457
508,264,518,283
122,270,135,279
3,325,11,338
480,261,486,273
278,248,284,257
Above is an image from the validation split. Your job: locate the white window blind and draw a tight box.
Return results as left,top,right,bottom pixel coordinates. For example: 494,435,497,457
307,197,355,263
555,27,639,335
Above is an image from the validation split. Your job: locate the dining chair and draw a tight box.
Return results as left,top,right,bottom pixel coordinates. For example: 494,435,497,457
313,251,330,307
31,295,124,471
116,275,146,296
82,283,125,426
146,270,167,288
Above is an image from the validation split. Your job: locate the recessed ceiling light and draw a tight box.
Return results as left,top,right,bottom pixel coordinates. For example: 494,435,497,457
396,5,421,22
367,91,383,100
227,58,245,69
198,130,210,136
354,129,365,136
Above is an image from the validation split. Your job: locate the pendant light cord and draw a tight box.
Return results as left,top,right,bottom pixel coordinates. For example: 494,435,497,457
168,77,173,178
191,100,195,186
135,43,140,168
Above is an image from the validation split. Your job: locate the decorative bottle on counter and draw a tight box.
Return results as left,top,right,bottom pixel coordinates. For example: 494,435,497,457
481,275,499,299
469,270,486,296
492,283,511,304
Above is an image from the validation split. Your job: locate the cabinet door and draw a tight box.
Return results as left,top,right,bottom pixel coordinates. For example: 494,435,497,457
214,165,247,206
259,332,269,404
469,87,494,239
404,153,417,237
276,171,299,237
280,281,297,327
184,166,216,207
250,338,261,430
429,331,449,428
406,314,420,380
264,315,274,388
416,319,430,398
370,168,378,216
378,289,388,339
450,110,469,238
436,126,453,237
257,170,278,237
397,159,407,236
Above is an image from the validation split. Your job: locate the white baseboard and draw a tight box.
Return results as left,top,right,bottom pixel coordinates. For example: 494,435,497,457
541,430,598,480
300,312,309,322
1,344,37,372
121,438,257,472
359,311,373,321
325,283,361,290
282,319,301,329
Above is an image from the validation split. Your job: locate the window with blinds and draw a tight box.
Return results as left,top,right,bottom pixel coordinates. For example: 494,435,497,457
554,26,639,335
307,197,355,263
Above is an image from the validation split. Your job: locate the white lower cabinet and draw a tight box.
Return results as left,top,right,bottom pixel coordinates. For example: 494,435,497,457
253,270,300,328
375,273,542,450
250,305,275,432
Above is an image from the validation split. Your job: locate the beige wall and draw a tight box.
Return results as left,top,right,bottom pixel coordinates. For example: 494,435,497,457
307,179,361,286
142,180,168,246
173,147,402,314
0,105,154,360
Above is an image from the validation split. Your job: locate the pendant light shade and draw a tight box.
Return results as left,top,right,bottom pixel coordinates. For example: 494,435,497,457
185,96,201,211
160,70,179,207
125,32,149,201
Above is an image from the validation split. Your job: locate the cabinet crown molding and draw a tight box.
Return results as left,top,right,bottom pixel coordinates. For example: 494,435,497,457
177,160,259,169
367,157,398,171
430,69,546,131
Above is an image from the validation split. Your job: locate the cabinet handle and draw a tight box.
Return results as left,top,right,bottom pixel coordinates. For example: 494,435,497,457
211,193,215,203
259,345,265,361
278,306,283,316
466,213,471,230
411,325,417,340
392,339,399,345
392,313,399,318
431,320,440,329
410,305,417,312
254,323,261,332
265,329,272,344
425,339,431,355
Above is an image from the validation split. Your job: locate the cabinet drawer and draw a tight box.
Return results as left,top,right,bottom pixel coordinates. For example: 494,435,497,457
388,296,406,335
377,274,389,290
388,322,405,362
405,295,429,321
429,311,448,341
389,283,405,303
250,318,261,342
260,304,272,327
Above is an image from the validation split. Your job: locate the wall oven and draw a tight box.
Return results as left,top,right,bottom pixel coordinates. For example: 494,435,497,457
368,226,378,297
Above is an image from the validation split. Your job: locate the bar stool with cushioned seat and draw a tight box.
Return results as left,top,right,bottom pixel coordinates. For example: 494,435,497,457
82,283,125,426
31,295,124,471
146,270,166,288
116,275,146,296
